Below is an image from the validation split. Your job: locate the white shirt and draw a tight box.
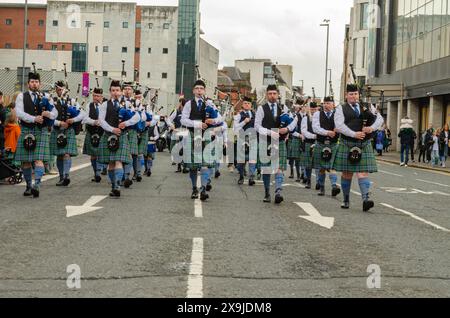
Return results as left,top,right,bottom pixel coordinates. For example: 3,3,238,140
15,91,58,124
255,103,297,136
233,110,254,133
312,110,334,136
334,103,384,138
82,102,102,126
432,136,439,151
301,115,316,140
181,98,223,129
99,99,140,133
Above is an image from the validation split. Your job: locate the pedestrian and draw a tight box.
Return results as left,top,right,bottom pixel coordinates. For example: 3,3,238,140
410,127,417,162
145,115,159,178
418,130,427,163
15,71,58,198
287,99,305,182
333,83,384,212
3,108,21,163
439,124,449,167
398,117,414,167
425,125,434,162
0,91,5,154
431,129,441,166
375,127,385,156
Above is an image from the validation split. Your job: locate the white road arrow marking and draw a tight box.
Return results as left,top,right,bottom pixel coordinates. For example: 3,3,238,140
66,195,108,218
295,202,335,229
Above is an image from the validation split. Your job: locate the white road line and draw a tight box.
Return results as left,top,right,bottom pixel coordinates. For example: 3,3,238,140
187,237,204,298
381,203,450,233
194,176,203,218
416,179,450,188
379,170,403,177
16,163,92,186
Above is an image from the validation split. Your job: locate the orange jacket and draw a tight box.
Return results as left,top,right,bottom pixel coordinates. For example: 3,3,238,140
4,123,21,153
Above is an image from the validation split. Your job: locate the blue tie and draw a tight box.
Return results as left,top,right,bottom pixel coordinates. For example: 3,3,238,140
326,112,331,119
271,103,276,118
353,104,360,116
197,100,202,111
32,92,38,105
114,100,120,111
95,104,99,116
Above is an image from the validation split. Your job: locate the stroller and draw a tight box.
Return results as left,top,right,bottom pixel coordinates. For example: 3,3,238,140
0,151,23,185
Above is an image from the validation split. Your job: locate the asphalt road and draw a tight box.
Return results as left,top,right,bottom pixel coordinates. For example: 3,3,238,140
0,152,449,298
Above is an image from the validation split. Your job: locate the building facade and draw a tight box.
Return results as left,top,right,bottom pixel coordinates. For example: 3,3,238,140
198,37,219,98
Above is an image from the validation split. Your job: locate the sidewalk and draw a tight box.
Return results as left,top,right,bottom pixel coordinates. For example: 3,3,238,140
376,151,450,174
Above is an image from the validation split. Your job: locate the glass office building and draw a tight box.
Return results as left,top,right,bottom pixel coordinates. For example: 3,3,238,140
176,0,200,100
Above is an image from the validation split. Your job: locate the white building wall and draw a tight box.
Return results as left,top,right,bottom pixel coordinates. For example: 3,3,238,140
0,49,72,72
347,0,369,80
199,38,219,98
235,59,266,99
277,64,293,90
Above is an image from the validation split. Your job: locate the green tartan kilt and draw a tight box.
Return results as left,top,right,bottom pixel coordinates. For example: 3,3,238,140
183,132,215,170
287,137,302,160
332,139,378,173
98,133,132,164
83,131,101,157
126,129,139,155
259,140,287,171
137,130,149,156
300,142,315,168
15,125,51,163
49,127,78,157
313,142,339,170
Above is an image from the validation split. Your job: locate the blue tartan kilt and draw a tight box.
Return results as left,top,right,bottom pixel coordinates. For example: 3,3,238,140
332,139,378,173
137,130,149,156
287,137,302,160
300,142,315,168
259,139,288,171
50,127,78,157
98,132,132,164
313,142,339,170
83,131,101,157
127,129,139,155
15,125,51,163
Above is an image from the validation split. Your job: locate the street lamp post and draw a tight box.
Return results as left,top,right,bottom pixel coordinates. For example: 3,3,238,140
85,21,95,73
21,0,28,91
328,68,332,97
320,19,330,98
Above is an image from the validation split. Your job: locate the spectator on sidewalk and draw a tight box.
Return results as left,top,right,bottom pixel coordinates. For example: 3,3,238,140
439,124,449,168
0,91,5,154
398,117,415,167
418,130,427,163
410,127,417,162
431,129,441,166
3,109,21,163
375,126,385,156
425,125,435,162
384,127,392,152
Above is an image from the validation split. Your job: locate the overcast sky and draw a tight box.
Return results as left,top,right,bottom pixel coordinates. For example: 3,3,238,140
1,0,354,100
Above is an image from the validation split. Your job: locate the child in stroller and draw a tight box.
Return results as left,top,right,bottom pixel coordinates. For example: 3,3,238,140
0,150,23,184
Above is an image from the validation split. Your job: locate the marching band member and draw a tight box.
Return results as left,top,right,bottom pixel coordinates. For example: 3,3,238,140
312,96,341,197
134,90,148,182
287,99,304,182
300,102,319,189
146,114,159,177
98,80,139,198
168,98,187,173
15,72,58,198
255,84,298,204
121,82,138,188
82,87,105,183
333,84,384,212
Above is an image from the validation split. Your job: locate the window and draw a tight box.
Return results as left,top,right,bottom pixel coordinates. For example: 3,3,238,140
353,38,358,68
61,45,66,50
27,20,30,26
70,20,76,28
5,19,12,25
38,20,44,26
103,46,109,52
102,71,108,76
163,23,170,29
162,73,168,79
25,43,29,49
94,71,98,75
135,47,140,53
136,22,141,29
148,23,153,29
104,21,110,28
5,43,11,49
122,47,127,53
52,20,58,27
362,37,366,68
360,3,369,30
148,48,152,54
95,46,98,52
122,21,128,28
163,48,168,54
52,44,57,51
147,72,151,79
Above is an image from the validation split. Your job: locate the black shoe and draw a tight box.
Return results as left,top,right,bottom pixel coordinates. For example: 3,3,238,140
315,183,320,190
302,177,307,184
248,178,255,186
318,186,325,196
289,173,294,179
215,171,221,179
200,190,209,201
56,179,65,186
31,186,40,198
363,200,375,212
23,187,32,197
109,189,121,197
332,186,341,197
206,183,212,192
63,178,71,187
124,179,133,188
274,193,284,204
341,195,350,209
136,175,142,182
172,162,176,166
101,168,107,176
91,175,102,183
238,177,244,185
305,179,311,189
296,178,301,183
191,188,199,199
176,165,182,173
147,170,152,177
263,194,271,203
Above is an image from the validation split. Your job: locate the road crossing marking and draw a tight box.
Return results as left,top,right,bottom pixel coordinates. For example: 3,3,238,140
378,170,403,177
195,177,203,218
381,203,450,233
416,179,449,188
187,237,204,298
